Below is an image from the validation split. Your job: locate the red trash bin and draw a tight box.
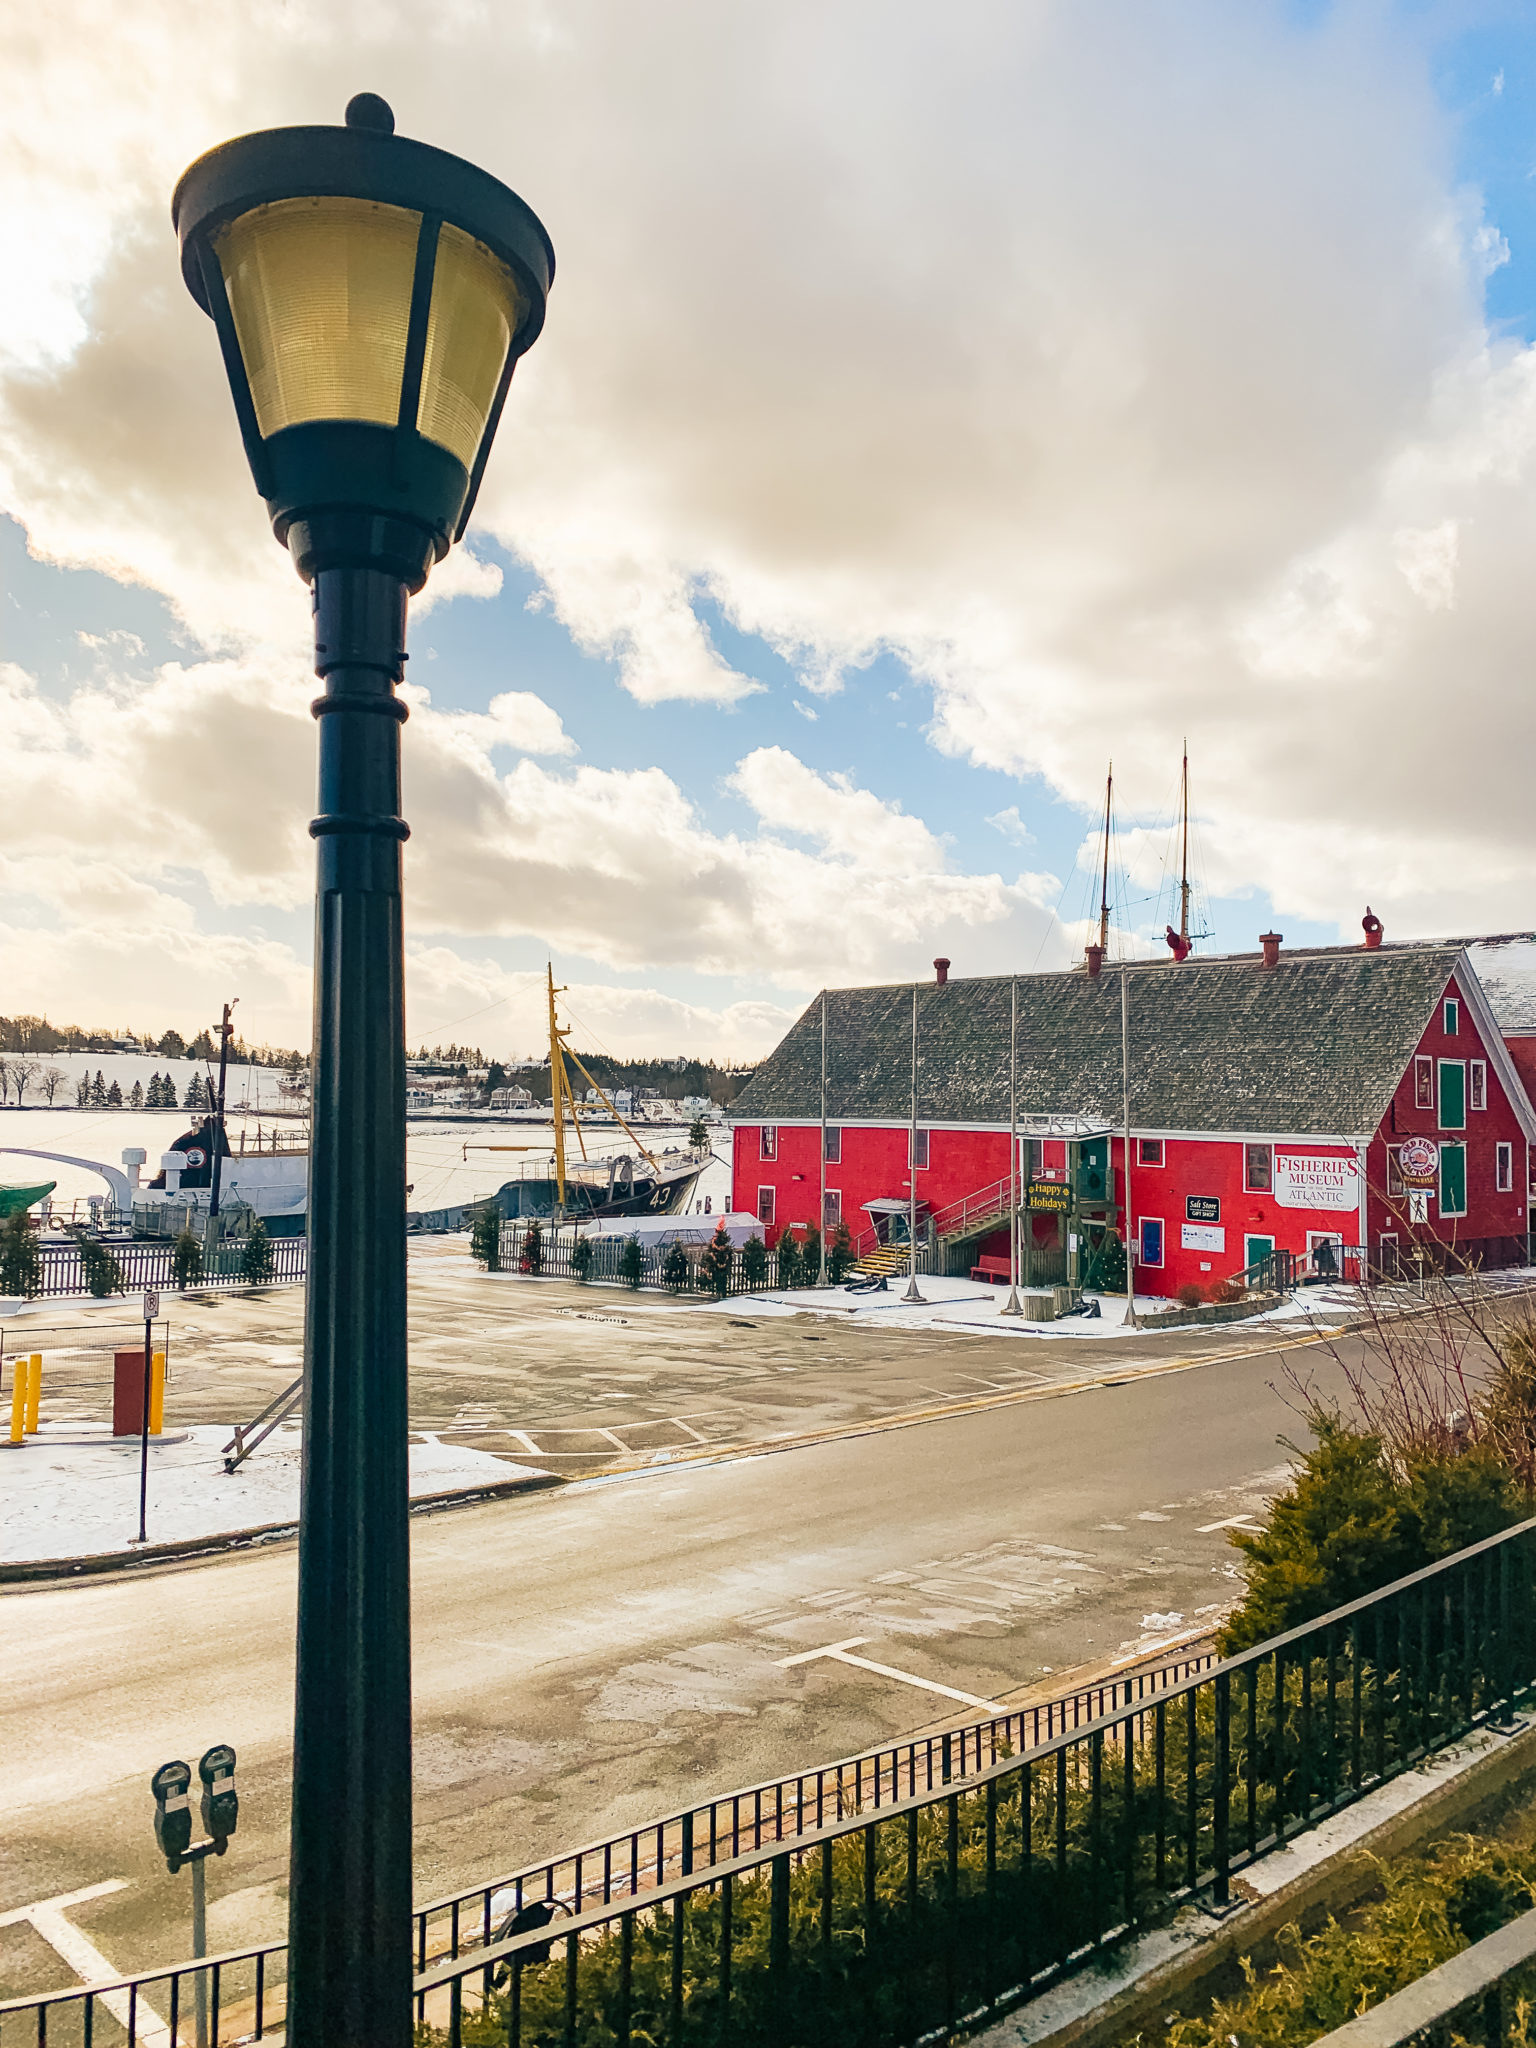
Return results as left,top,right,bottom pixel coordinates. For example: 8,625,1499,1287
113,1349,150,1436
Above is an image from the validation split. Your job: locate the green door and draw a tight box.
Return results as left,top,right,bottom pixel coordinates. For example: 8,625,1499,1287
1244,1234,1275,1271
1439,1143,1467,1218
1439,1061,1466,1129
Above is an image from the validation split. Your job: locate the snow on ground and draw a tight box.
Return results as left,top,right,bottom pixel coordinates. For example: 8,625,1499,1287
0,1422,545,1565
692,1265,1536,1338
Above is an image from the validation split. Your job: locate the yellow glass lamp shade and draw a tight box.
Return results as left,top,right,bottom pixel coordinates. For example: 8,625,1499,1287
418,225,523,470
215,197,420,437
214,199,524,470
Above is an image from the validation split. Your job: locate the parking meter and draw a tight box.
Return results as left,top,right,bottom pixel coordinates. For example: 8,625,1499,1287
199,1743,238,1850
152,1759,193,1871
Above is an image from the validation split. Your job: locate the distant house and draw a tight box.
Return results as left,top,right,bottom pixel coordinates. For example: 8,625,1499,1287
731,940,1536,1294
406,1087,434,1110
490,1086,534,1109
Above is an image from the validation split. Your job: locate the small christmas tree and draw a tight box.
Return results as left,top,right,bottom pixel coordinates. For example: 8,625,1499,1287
184,1073,206,1110
90,1071,108,1107
524,1217,544,1274
572,1235,594,1284
801,1223,823,1283
470,1206,501,1271
1090,1229,1127,1294
129,1080,144,1109
826,1221,854,1284
106,1079,123,1107
776,1230,802,1290
0,1213,42,1299
76,1073,90,1106
620,1235,644,1290
171,1228,204,1290
73,1230,124,1299
741,1233,768,1288
240,1219,276,1285
663,1241,690,1290
688,1117,709,1152
701,1221,733,1297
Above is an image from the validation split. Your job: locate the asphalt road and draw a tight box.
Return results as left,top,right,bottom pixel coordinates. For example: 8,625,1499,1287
0,1333,1357,2001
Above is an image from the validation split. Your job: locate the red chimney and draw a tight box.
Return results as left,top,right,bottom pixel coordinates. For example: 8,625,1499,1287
1362,907,1383,950
1260,931,1283,969
1085,944,1104,979
933,957,950,986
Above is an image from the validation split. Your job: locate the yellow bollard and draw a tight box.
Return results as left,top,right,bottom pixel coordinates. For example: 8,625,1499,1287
8,1361,23,1446
149,1352,166,1436
24,1354,40,1434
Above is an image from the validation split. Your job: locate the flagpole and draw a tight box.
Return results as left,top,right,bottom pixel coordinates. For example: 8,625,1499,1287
1002,976,1022,1316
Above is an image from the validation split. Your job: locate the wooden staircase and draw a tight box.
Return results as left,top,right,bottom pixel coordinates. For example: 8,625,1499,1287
850,1243,916,1278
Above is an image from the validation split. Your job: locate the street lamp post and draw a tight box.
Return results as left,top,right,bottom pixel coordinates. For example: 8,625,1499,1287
173,96,552,2048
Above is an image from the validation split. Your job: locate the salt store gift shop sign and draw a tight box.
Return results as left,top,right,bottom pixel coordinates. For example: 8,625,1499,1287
1274,1152,1360,1211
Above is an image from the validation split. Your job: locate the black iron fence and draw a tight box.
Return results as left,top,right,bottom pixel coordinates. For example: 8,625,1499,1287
25,1236,308,1300
9,1520,1536,2048
493,1223,852,1298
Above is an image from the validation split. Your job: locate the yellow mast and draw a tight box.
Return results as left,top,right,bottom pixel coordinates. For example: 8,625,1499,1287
547,964,568,1213
1097,763,1113,957
1179,742,1192,949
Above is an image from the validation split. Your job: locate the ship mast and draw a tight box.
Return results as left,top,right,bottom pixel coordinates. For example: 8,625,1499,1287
1097,763,1113,957
547,964,569,1214
1179,741,1191,949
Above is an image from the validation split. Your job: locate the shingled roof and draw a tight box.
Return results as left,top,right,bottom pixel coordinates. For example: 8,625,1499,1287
735,944,1471,1137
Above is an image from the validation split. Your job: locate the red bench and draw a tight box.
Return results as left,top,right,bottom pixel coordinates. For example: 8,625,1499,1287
970,1256,1011,1282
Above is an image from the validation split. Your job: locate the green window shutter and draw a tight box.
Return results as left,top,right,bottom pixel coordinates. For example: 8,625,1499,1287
1440,1143,1467,1217
1438,1061,1465,1129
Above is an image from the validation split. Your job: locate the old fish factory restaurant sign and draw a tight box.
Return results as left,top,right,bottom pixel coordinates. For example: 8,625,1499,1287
1274,1151,1361,1211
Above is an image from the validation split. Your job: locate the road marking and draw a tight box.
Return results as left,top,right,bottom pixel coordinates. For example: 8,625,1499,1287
0,1883,169,2048
776,1637,1005,1711
1197,1514,1261,1533
1109,1623,1214,1667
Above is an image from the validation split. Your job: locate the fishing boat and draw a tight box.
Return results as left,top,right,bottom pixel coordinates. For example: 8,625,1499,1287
0,1180,54,1220
463,967,705,1222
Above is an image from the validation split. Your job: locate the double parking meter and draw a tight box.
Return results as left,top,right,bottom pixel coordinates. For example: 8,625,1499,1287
151,1745,238,1872
151,1759,193,1872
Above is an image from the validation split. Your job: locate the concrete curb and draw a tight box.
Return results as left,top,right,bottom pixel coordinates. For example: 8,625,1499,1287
967,1716,1536,2048
0,1470,563,1585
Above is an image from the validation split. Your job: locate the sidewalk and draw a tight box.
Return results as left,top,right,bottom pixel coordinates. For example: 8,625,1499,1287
0,1422,550,1569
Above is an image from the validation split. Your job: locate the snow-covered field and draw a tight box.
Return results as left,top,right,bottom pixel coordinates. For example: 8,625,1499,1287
0,1422,547,1565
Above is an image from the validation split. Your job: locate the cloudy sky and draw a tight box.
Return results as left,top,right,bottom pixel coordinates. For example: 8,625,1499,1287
3,0,1535,1059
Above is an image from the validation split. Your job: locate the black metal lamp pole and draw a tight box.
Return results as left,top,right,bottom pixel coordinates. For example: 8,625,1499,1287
173,97,552,2048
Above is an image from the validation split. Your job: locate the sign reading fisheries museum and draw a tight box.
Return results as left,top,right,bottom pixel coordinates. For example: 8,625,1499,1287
1027,1180,1073,1213
1273,1152,1360,1212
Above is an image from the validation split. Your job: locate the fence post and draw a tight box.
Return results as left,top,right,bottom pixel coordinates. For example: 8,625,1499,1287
770,1850,791,2037
1212,1668,1231,1910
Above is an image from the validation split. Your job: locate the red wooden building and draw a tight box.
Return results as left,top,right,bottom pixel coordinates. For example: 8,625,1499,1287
730,940,1535,1297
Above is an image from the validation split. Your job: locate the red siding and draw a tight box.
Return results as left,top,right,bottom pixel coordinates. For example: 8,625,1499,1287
1364,973,1529,1248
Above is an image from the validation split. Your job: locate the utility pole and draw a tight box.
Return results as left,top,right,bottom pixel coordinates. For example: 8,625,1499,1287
1121,969,1138,1330
1001,977,1022,1316
818,993,828,1285
205,1000,237,1269
903,983,925,1304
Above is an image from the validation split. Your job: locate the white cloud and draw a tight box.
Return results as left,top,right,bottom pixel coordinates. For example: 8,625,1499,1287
986,806,1035,847
2,0,1535,993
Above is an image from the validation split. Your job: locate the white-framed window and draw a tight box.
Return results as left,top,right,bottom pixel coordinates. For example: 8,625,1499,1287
1470,1061,1487,1112
1243,1144,1272,1192
1387,1148,1406,1198
1444,997,1461,1036
822,1188,842,1229
757,1185,776,1225
759,1126,777,1160
1497,1142,1514,1193
1439,1142,1468,1218
1415,1057,1434,1110
1438,1061,1467,1131
1137,1138,1165,1166
1138,1217,1164,1267
910,1128,929,1169
823,1126,841,1164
